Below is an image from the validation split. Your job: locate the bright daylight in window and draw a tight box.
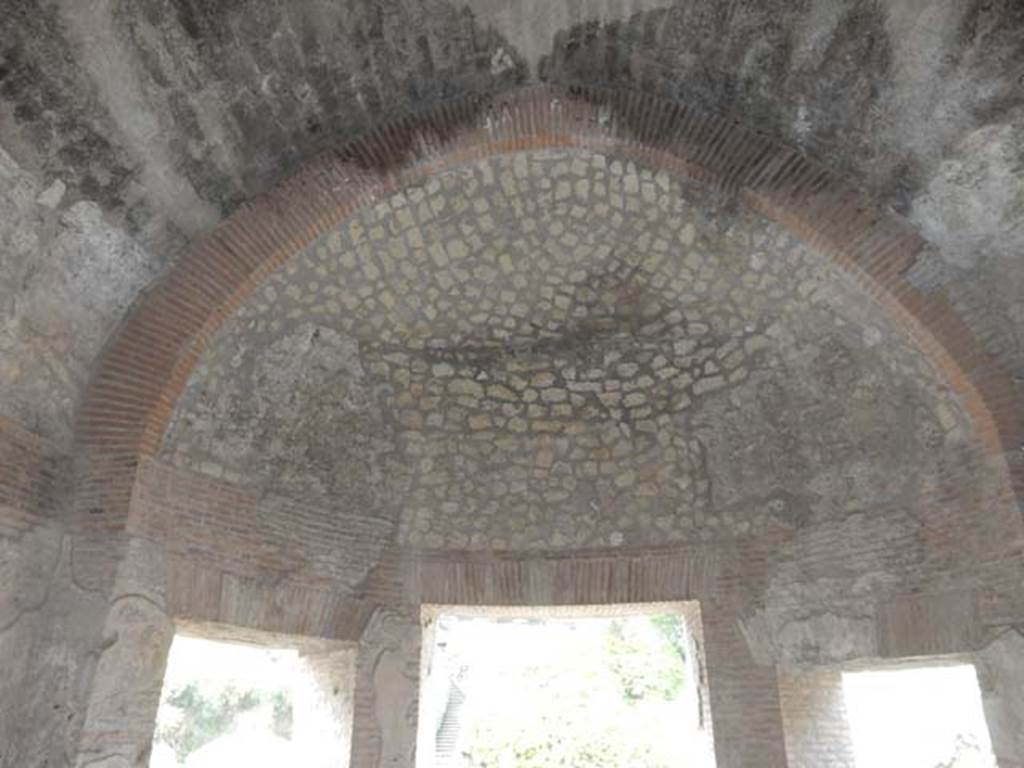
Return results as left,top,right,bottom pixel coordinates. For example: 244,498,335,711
418,605,716,768
150,633,353,768
842,663,997,768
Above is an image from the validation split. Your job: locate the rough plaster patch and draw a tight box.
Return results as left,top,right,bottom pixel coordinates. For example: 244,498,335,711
789,0,849,70
912,120,1024,270
464,0,673,76
741,504,937,665
36,180,66,209
57,0,218,236
166,322,395,508
977,630,1024,764
0,150,158,442
0,526,63,632
75,596,173,768
361,608,421,768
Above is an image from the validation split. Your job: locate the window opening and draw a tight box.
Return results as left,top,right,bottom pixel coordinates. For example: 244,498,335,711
150,629,354,768
842,662,996,768
418,602,716,768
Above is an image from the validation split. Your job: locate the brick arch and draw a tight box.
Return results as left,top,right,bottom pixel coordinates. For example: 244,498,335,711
74,84,1022,531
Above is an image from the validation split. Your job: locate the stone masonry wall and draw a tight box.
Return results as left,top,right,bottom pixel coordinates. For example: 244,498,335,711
777,667,856,768
128,457,381,641
164,149,979,556
2,2,1022,452
0,420,63,766
5,439,1019,766
153,148,1024,674
0,4,1021,764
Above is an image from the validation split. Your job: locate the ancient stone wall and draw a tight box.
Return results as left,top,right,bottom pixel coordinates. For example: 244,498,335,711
0,148,160,447
133,458,392,598
978,630,1024,768
163,150,982,557
54,142,1022,767
2,1,1021,452
351,608,422,768
151,149,1024,680
777,667,856,768
128,458,380,641
0,420,64,765
1,3,1022,759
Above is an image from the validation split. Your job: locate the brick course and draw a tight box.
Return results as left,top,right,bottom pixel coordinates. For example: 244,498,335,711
74,86,1023,538
49,85,1024,768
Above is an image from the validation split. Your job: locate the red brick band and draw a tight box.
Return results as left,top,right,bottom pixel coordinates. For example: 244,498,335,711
74,84,1023,528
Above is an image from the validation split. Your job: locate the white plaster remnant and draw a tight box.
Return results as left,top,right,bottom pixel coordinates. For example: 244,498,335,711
35,180,66,209
464,0,674,76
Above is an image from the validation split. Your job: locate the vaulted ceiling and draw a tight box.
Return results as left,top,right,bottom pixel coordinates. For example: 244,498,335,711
3,7,1024,764
2,0,1022,448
